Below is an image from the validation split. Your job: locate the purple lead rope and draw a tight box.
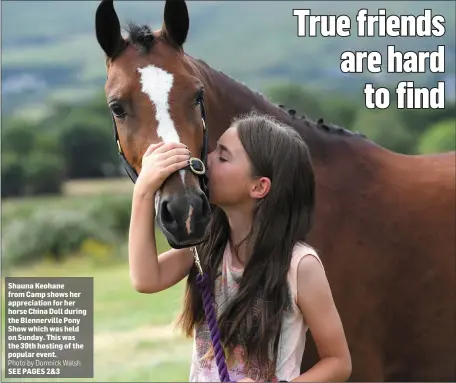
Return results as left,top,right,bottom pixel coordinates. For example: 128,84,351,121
192,247,233,383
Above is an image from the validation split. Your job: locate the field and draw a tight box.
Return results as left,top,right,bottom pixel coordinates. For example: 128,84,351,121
2,178,133,223
1,178,193,382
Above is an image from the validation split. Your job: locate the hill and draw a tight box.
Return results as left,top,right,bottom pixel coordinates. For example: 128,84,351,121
2,1,455,117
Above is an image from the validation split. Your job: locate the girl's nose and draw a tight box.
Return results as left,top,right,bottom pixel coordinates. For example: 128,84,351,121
207,151,214,167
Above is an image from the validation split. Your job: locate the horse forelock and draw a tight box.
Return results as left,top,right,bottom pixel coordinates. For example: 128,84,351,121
125,23,156,53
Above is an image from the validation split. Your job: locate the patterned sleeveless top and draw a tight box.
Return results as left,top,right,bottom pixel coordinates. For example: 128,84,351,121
188,241,324,382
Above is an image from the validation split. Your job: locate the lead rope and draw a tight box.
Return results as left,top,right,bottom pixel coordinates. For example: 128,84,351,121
191,247,232,382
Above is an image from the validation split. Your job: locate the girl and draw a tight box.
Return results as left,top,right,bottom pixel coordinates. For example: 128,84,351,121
129,112,351,382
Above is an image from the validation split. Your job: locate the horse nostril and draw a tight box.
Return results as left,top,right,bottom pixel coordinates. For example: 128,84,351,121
158,192,211,240
160,201,174,225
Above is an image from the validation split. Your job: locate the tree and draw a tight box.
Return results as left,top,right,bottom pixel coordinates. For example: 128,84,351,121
58,110,119,179
2,118,36,155
1,153,25,197
417,119,456,154
265,83,325,121
23,151,65,195
351,108,416,154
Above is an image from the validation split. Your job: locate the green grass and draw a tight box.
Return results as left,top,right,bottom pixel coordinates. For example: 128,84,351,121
2,194,107,225
62,178,133,197
1,249,193,382
2,253,184,331
1,186,194,382
2,178,133,224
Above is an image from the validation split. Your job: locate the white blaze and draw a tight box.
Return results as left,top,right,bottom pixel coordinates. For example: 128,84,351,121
154,189,161,215
138,65,185,184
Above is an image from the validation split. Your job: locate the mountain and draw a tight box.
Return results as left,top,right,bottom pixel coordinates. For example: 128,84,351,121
2,1,455,117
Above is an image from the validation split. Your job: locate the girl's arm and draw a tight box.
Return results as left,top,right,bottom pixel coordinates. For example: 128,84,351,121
129,189,194,293
128,141,195,294
292,255,352,382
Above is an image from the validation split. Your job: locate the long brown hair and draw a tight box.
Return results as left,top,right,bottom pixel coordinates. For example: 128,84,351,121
176,112,315,379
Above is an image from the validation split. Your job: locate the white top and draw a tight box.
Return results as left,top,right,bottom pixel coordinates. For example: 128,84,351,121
189,241,324,382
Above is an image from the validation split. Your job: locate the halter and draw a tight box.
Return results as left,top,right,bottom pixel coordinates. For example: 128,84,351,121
111,99,209,198
111,97,232,382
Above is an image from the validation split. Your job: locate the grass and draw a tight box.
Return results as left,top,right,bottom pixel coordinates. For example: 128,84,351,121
2,178,133,224
1,257,194,382
62,178,133,197
1,181,194,382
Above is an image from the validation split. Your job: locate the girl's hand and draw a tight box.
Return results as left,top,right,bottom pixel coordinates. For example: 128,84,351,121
237,379,256,382
134,141,190,197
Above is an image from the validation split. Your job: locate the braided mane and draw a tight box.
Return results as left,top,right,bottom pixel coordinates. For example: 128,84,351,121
275,104,366,138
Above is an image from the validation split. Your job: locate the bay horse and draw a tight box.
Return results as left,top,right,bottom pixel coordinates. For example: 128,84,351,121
95,0,455,381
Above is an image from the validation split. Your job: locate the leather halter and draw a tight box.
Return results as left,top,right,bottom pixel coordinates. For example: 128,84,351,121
111,98,209,198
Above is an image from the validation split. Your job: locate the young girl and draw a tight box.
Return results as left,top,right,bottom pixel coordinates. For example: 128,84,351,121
128,112,351,382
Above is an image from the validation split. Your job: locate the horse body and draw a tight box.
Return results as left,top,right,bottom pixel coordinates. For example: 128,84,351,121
306,150,455,381
191,56,456,381
95,1,455,380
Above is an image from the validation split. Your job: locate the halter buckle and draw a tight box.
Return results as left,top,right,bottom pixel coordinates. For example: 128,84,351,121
201,117,207,131
116,140,122,154
191,247,204,275
189,157,206,175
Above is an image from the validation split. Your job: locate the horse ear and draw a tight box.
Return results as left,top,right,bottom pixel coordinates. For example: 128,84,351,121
95,0,125,58
162,0,189,48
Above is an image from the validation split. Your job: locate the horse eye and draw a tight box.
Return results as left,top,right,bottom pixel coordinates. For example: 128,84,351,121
110,103,126,118
194,89,204,106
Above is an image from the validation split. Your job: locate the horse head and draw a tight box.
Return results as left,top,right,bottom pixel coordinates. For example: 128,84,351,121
95,0,211,249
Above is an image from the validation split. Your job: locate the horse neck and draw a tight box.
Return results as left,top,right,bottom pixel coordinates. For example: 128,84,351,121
189,57,361,164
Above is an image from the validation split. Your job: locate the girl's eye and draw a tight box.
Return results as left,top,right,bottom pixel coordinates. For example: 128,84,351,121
218,156,227,162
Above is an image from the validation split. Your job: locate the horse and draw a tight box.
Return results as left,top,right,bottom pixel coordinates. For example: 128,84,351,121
95,0,456,381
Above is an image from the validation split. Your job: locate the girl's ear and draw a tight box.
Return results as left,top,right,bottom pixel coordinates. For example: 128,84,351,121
250,177,271,200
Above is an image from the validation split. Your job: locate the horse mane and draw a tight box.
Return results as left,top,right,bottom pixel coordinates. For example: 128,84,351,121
123,22,365,140
240,78,366,139
276,104,366,139
195,60,366,139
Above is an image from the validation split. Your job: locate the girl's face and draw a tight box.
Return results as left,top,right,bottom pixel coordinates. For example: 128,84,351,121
207,126,270,209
